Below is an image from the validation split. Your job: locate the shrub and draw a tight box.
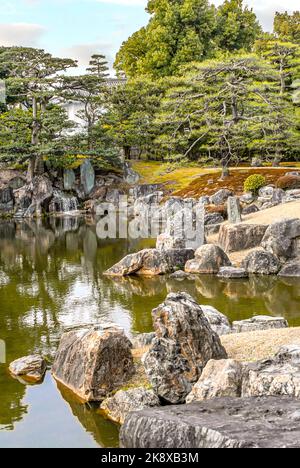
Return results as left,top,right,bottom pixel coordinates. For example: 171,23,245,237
244,174,266,194
276,175,300,190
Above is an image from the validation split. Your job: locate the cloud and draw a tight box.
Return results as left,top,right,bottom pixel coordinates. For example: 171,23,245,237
64,42,115,73
96,0,145,4
0,23,45,47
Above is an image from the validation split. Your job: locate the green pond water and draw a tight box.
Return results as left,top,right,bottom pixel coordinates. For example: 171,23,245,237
0,217,300,448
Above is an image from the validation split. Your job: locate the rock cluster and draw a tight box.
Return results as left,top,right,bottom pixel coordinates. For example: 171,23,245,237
104,248,194,277
185,345,300,404
143,292,227,404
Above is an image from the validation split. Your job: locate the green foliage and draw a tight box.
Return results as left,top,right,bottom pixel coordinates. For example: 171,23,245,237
274,11,300,44
115,0,261,78
244,174,266,193
254,37,300,96
216,0,262,52
155,54,295,169
105,77,165,159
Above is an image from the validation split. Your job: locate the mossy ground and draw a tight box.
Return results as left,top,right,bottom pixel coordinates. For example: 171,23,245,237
132,161,299,198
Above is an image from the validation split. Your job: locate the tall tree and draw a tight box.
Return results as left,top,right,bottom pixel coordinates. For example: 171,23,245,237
115,0,218,78
0,47,77,180
274,11,300,44
255,37,300,95
64,54,110,150
105,77,165,159
216,0,262,52
115,0,261,78
86,54,110,78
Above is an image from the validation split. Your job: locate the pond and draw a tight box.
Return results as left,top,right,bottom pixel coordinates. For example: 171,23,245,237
0,217,300,448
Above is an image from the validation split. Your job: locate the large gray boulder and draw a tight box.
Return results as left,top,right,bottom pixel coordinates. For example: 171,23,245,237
261,218,300,261
242,204,259,215
80,159,95,196
143,292,227,404
210,189,233,205
205,213,224,225
227,196,242,224
9,355,47,383
219,224,268,252
185,244,231,274
201,305,232,336
123,162,140,185
186,359,243,403
278,259,300,277
23,176,53,217
242,345,300,398
52,324,135,401
104,248,194,277
100,388,160,425
242,250,281,275
232,316,288,334
120,396,300,448
0,187,14,212
63,169,76,191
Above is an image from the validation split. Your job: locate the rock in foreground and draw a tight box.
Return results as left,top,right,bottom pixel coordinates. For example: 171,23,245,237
143,293,227,404
120,396,300,448
186,359,243,403
100,388,160,425
9,355,47,383
52,325,134,401
242,345,300,398
104,248,194,277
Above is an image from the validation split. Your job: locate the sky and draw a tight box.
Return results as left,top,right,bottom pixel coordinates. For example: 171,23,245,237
0,0,298,74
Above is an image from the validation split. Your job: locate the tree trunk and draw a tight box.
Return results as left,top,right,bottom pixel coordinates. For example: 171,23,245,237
27,96,40,183
280,61,285,95
220,155,230,179
123,146,131,160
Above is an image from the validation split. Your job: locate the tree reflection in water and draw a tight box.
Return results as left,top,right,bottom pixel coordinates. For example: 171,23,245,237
0,217,300,445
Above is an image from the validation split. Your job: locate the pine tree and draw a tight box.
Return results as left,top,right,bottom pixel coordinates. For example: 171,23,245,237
86,54,109,79
0,47,77,180
155,55,295,173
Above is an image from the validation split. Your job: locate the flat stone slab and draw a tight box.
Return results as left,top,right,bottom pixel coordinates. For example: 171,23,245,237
232,316,288,333
120,397,300,448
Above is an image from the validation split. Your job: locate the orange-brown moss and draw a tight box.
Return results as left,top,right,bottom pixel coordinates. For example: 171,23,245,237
173,168,290,198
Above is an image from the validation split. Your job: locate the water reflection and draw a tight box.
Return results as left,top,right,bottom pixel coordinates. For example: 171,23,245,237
0,217,299,447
